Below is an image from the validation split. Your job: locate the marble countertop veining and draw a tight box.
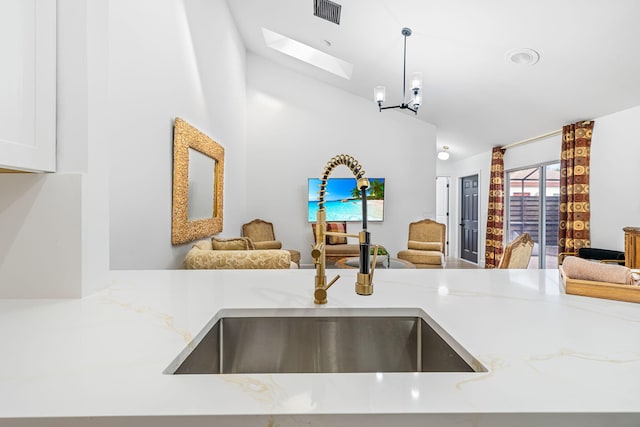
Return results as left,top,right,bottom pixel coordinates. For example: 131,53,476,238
0,268,639,426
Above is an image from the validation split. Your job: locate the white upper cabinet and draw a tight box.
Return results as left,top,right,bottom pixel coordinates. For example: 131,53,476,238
0,0,56,172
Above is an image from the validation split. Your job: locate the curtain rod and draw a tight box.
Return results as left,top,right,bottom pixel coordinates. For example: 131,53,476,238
501,120,592,150
501,129,561,150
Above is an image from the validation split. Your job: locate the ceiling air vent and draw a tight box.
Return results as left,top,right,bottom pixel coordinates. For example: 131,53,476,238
314,0,341,25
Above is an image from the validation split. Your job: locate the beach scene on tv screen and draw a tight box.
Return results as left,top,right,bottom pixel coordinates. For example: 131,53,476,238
308,178,385,222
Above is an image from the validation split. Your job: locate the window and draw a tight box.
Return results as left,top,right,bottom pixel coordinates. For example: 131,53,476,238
506,163,560,268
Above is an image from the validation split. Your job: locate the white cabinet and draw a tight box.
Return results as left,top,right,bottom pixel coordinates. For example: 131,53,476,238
0,0,56,172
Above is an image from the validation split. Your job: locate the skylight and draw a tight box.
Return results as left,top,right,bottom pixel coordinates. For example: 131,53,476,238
262,28,353,80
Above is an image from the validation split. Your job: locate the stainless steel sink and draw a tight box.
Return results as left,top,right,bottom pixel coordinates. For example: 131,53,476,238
165,309,485,374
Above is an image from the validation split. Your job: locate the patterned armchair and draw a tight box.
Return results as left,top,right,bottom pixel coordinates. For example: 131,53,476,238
396,219,446,268
241,219,282,250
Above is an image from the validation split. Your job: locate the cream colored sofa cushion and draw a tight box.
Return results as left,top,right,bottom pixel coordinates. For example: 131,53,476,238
408,240,442,252
396,249,444,267
253,240,283,250
185,245,293,270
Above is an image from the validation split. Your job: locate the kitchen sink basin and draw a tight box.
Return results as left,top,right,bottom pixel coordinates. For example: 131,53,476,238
165,309,485,374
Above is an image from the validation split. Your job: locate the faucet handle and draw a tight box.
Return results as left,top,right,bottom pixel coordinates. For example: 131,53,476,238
314,274,340,304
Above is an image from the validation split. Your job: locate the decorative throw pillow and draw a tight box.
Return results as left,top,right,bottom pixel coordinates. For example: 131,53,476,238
325,222,348,245
311,222,348,245
211,236,255,250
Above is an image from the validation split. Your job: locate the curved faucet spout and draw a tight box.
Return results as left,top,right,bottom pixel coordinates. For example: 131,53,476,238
313,154,376,304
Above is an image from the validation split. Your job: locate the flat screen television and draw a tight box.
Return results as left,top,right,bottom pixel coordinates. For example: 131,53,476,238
308,177,385,222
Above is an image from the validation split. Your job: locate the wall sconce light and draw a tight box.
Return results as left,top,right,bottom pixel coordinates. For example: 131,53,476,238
437,146,450,160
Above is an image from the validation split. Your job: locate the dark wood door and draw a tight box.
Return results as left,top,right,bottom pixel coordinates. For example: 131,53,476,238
460,175,479,263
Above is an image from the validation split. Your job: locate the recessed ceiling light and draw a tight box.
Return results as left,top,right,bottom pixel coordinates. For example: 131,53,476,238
505,48,540,66
262,28,353,79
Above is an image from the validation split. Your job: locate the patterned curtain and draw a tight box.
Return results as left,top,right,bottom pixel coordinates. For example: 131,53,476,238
559,121,594,254
485,146,506,268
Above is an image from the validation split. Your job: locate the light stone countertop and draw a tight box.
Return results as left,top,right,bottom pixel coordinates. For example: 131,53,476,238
0,268,639,426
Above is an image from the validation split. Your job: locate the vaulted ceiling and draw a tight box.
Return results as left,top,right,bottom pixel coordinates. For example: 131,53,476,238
227,0,640,161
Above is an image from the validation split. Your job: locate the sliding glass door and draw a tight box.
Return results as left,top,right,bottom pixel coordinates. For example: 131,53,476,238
506,163,560,268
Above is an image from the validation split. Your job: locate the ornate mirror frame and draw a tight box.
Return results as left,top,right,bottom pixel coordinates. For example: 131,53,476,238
171,118,224,245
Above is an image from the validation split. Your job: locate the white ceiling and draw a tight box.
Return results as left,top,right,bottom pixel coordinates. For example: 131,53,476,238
226,0,640,161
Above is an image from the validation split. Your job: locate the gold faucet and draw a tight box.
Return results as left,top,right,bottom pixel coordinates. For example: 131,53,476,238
312,154,379,304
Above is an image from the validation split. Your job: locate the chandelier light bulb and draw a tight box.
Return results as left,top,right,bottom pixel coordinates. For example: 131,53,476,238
410,72,423,92
374,86,386,103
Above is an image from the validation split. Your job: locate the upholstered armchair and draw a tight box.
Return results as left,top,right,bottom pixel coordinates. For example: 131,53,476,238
241,219,282,250
396,219,446,268
497,233,534,269
311,221,360,263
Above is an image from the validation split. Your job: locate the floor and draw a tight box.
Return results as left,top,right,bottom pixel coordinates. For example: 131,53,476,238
443,257,481,269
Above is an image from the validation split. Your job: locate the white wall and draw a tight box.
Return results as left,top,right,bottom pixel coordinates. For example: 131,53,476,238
503,135,560,172
591,105,640,250
107,0,247,269
245,54,438,265
0,174,82,297
57,0,111,296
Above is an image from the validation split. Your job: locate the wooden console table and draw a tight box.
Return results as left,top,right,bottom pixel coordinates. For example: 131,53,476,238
624,227,640,269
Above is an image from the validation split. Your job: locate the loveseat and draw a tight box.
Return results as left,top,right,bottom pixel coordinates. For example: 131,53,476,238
184,238,296,269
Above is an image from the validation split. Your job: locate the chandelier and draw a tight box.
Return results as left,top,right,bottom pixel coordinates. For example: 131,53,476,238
374,27,423,114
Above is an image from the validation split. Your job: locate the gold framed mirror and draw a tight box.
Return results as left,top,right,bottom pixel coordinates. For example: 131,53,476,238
171,118,224,245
